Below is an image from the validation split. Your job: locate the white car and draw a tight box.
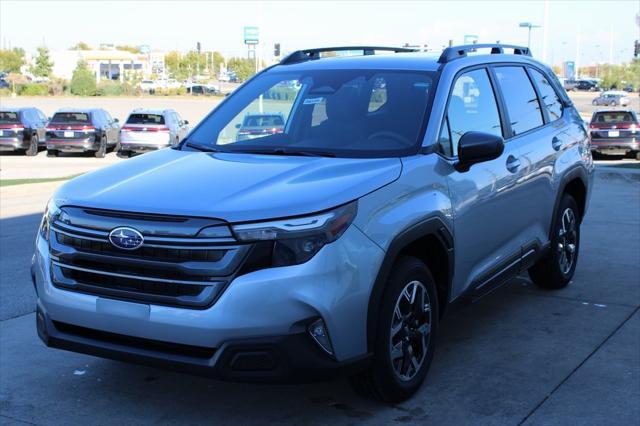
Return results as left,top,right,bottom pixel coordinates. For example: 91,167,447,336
138,80,156,93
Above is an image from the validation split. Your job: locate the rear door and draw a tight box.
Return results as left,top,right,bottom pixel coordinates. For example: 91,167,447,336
491,65,556,256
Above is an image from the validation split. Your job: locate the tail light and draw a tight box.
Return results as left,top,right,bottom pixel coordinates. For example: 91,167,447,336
47,125,95,131
121,126,170,132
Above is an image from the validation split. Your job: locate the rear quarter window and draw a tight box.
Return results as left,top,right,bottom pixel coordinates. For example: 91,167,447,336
529,69,563,121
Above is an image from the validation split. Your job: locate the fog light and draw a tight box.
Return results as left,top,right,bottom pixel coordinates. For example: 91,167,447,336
308,318,334,356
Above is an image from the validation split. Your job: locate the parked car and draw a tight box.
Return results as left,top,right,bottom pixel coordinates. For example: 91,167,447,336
623,84,634,93
34,44,592,402
573,79,599,91
118,109,189,157
0,107,48,156
138,80,156,93
45,108,120,158
591,91,630,107
187,84,217,95
235,113,285,141
559,77,577,91
0,79,10,89
589,109,639,159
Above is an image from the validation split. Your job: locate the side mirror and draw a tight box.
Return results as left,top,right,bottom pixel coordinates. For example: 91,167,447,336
455,131,504,172
235,123,241,129
183,119,189,125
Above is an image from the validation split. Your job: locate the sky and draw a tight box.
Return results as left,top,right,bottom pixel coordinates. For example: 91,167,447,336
1,0,639,66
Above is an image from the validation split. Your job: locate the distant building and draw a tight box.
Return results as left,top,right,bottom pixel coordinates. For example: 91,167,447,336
49,49,165,82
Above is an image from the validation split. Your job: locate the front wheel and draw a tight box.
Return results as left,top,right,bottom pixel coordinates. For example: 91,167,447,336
25,135,38,156
529,195,581,289
350,256,438,402
610,101,617,106
592,100,598,106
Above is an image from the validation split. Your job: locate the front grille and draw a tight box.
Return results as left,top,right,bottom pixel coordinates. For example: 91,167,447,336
49,208,251,309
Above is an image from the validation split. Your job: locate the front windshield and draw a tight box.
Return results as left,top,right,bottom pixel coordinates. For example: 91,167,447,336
185,69,435,157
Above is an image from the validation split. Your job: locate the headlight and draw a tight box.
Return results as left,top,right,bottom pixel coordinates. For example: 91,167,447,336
232,201,357,266
39,198,63,241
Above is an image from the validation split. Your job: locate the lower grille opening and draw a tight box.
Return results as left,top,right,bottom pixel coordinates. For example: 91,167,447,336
53,321,216,359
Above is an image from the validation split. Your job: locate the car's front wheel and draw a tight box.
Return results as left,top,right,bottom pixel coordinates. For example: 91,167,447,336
529,194,581,289
350,256,438,402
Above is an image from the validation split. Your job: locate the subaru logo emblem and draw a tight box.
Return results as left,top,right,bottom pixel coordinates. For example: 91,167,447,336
109,227,144,250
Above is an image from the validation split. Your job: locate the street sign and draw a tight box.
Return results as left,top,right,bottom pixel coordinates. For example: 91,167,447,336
244,26,259,45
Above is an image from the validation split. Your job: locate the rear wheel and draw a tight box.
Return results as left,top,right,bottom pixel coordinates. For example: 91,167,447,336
529,195,580,289
46,149,59,157
610,100,617,106
25,134,38,156
635,152,640,161
591,100,598,106
94,136,107,158
350,256,438,402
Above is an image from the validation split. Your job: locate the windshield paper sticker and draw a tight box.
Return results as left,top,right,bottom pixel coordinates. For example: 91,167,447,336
303,97,324,105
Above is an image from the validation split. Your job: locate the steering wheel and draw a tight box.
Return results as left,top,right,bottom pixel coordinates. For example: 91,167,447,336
367,131,412,146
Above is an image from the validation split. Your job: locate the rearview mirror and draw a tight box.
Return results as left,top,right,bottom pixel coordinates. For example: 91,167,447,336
455,131,504,172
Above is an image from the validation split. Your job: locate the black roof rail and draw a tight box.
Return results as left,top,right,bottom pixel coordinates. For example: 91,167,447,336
438,44,531,63
280,46,418,65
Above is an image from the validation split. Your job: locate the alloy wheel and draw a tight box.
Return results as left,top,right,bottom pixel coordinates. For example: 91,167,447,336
557,208,577,275
389,280,432,381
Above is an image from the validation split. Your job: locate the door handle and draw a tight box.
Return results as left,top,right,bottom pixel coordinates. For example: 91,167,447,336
552,136,562,151
506,155,521,173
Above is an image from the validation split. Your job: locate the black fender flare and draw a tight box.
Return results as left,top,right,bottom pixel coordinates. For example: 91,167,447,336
366,216,453,353
549,165,589,239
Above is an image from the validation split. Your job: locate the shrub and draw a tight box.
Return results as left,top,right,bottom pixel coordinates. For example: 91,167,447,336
18,83,49,96
96,81,125,96
70,60,97,96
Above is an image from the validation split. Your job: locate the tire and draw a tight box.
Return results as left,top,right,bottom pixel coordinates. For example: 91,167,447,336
610,101,617,107
94,136,107,158
591,100,598,106
529,195,580,289
349,256,438,402
635,152,640,161
112,139,121,153
117,150,131,158
25,134,38,156
46,149,59,157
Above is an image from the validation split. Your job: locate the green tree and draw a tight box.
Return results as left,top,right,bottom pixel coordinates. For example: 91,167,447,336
70,60,96,96
227,57,256,82
70,41,92,50
0,48,25,73
116,45,140,54
30,47,54,77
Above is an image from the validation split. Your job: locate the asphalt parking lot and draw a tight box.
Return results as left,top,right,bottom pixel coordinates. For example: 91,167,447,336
1,92,639,425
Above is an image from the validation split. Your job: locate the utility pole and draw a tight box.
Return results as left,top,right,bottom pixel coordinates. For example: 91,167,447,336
542,0,549,63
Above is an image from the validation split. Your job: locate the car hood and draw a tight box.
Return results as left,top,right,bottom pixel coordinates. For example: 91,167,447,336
54,148,402,223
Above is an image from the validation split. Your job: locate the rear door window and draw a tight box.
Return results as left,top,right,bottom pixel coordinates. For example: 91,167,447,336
0,111,20,123
494,66,544,135
529,69,563,122
440,68,503,157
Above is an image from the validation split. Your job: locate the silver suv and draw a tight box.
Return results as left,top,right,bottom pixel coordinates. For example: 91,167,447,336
33,45,593,402
118,108,189,157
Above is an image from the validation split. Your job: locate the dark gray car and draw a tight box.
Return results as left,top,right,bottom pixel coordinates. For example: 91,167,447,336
0,107,48,156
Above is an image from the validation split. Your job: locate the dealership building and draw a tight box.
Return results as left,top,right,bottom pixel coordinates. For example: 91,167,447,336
49,48,165,82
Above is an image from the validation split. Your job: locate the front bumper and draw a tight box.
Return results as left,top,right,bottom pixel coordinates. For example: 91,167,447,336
0,137,28,151
33,224,384,381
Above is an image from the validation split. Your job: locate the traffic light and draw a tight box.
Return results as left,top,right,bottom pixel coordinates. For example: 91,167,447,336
274,43,281,57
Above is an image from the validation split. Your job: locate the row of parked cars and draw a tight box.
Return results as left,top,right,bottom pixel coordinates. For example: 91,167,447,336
0,107,190,157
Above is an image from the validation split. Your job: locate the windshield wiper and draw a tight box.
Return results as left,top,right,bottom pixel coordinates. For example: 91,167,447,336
183,141,220,153
233,148,335,158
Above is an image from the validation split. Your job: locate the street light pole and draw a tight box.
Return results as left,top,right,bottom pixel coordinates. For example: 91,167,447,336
519,22,541,50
